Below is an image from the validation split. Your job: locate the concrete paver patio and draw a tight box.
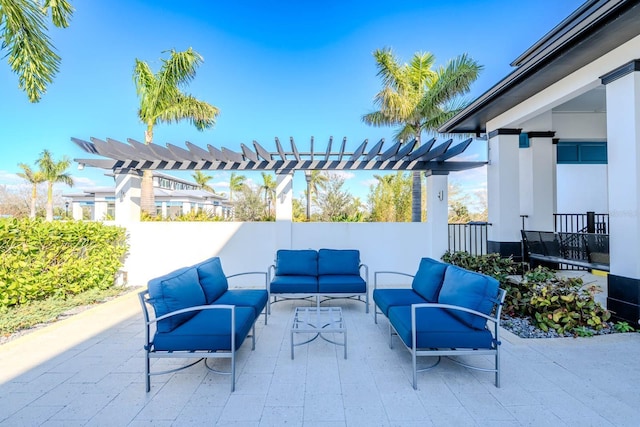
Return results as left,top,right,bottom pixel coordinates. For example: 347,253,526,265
1,288,639,426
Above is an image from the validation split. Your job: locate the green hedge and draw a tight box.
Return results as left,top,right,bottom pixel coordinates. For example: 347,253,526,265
0,219,128,307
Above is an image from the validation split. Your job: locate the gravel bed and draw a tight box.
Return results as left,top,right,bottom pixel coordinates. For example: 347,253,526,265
500,315,618,338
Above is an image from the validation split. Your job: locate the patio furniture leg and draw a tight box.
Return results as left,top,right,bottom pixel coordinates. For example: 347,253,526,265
145,351,150,392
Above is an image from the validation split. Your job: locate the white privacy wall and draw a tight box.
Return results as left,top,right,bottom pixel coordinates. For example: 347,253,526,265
122,222,434,286
556,164,608,213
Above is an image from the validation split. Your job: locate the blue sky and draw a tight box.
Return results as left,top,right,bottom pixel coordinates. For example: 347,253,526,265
0,0,584,205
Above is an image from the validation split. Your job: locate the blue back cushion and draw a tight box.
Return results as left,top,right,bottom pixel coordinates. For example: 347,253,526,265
194,257,229,304
275,250,318,276
437,265,499,330
147,267,206,333
318,249,360,275
411,258,447,302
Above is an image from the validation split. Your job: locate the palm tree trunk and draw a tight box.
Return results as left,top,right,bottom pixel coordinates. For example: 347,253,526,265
46,182,54,221
30,184,37,219
411,171,422,222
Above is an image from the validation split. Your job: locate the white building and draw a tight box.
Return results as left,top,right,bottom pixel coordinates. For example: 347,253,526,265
64,172,231,220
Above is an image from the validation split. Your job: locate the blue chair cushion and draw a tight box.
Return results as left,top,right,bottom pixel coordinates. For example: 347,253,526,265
373,289,427,317
437,266,499,330
388,306,494,349
193,257,228,304
270,275,318,293
411,258,447,302
318,249,360,275
213,289,268,318
275,250,318,276
318,275,366,293
147,267,206,333
153,306,255,351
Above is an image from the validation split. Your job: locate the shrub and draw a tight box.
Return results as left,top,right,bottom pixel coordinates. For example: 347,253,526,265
0,218,128,307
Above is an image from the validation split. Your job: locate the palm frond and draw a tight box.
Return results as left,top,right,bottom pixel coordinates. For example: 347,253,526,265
373,48,406,91
157,95,219,130
42,0,74,28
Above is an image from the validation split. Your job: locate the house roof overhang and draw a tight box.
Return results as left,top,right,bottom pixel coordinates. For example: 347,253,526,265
72,136,486,174
438,0,640,134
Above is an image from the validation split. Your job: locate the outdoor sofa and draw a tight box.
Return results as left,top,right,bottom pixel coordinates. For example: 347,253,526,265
138,256,268,392
268,248,369,313
373,257,506,389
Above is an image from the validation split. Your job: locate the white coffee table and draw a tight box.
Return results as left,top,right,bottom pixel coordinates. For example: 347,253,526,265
291,306,347,359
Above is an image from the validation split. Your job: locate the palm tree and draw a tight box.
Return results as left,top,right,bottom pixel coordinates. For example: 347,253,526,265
363,48,482,222
1,0,73,102
260,172,276,216
192,171,215,193
17,162,45,218
134,48,220,216
36,150,74,221
229,172,246,219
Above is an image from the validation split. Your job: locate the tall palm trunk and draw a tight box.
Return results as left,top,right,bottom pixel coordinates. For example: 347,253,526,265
140,126,156,217
411,133,423,222
46,182,54,221
30,184,37,219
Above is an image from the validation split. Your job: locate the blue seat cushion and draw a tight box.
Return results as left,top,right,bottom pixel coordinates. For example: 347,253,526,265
275,250,318,276
388,306,494,349
213,290,268,318
373,289,427,317
270,275,318,293
153,306,255,352
318,249,360,275
411,258,447,302
193,257,229,304
148,267,206,333
318,275,366,293
437,266,499,330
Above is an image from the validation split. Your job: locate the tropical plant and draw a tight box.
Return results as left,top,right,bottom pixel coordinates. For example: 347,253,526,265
316,173,355,221
192,170,214,193
36,150,73,221
233,185,264,221
228,172,246,219
133,48,219,216
367,172,411,222
363,48,482,222
260,172,276,216
1,0,74,102
16,162,45,218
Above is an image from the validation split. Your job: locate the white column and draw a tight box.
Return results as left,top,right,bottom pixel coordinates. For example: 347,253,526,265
161,201,168,219
426,171,449,258
182,202,191,215
94,200,108,221
275,172,293,249
487,129,521,256
114,171,142,224
520,132,556,231
605,66,640,279
72,202,83,220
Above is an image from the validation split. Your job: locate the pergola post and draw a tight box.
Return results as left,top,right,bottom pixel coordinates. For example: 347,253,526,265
114,170,142,224
275,171,294,248
426,171,449,258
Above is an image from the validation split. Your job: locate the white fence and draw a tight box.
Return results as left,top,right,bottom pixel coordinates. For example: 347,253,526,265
121,221,444,286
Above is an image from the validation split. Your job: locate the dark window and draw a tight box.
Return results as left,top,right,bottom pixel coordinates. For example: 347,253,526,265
557,141,607,164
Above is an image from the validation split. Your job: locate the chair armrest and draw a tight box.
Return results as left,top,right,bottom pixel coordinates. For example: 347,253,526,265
373,271,414,290
227,271,268,290
359,263,369,289
410,302,498,324
153,304,235,325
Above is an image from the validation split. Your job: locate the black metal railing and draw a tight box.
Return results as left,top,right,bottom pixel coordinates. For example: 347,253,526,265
448,222,490,256
554,212,609,234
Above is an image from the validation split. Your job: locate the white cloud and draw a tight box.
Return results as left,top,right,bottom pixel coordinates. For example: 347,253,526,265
329,171,355,180
360,178,378,187
0,170,22,185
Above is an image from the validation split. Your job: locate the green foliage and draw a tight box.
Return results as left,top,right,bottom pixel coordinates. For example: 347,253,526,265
0,218,128,307
442,253,611,336
367,172,412,222
572,326,595,337
614,321,635,333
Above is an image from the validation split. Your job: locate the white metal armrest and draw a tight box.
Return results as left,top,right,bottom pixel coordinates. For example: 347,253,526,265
410,302,499,325
374,270,414,290
226,271,268,289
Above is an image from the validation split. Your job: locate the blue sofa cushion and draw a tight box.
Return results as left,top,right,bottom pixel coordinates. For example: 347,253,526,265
411,258,447,302
373,289,427,317
437,266,499,330
147,267,206,333
153,306,255,351
388,306,494,349
214,289,268,318
270,275,318,293
318,249,360,275
318,275,366,293
275,250,318,276
193,257,229,304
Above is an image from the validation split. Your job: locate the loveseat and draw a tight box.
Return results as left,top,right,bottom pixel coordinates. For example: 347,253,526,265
138,256,268,392
373,257,505,389
268,249,369,313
